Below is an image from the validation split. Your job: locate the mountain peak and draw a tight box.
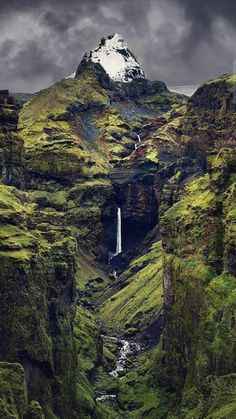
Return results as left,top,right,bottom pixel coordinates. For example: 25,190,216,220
67,33,146,83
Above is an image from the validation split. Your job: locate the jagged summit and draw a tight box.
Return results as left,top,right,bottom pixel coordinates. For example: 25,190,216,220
67,33,145,83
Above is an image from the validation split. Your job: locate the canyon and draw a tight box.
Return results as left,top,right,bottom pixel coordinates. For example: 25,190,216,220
0,34,236,419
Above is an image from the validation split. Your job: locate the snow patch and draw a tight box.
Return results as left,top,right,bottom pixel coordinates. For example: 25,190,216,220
85,33,145,83
66,71,76,79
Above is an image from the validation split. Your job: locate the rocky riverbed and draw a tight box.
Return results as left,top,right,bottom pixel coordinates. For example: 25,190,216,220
96,335,141,404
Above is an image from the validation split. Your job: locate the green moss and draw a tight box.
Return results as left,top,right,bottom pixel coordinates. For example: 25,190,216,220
206,73,236,85
18,73,111,179
0,184,35,222
117,346,170,418
137,92,185,112
159,108,236,414
166,175,215,217
31,190,68,210
100,242,163,331
0,224,38,252
0,362,27,418
75,375,97,418
74,305,102,374
177,375,236,419
73,302,108,418
207,272,236,300
93,367,118,395
96,111,128,136
162,174,223,265
25,400,45,419
152,114,183,145
0,181,79,417
145,148,159,164
19,73,109,126
75,253,109,293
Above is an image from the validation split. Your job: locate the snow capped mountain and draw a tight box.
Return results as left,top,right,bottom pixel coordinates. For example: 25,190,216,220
67,33,146,83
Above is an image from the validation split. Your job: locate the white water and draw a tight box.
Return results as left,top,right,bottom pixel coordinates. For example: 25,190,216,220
108,337,141,378
109,207,122,260
134,134,141,151
116,207,122,255
96,337,141,402
96,394,116,402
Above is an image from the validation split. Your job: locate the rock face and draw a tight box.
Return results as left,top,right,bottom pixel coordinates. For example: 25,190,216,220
182,74,236,155
0,91,81,418
0,90,24,187
0,361,44,418
159,74,236,417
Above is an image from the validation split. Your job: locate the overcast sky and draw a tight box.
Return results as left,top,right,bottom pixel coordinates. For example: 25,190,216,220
0,0,236,92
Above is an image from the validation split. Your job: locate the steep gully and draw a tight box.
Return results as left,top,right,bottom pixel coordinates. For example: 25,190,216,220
96,120,167,410
97,207,141,404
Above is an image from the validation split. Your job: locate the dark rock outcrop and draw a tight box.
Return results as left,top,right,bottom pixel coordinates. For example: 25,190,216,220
0,90,24,187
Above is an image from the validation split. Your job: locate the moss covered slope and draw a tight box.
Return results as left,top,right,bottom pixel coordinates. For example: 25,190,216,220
159,74,236,418
100,241,163,340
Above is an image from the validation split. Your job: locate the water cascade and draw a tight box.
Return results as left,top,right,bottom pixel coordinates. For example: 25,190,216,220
115,207,122,255
109,338,140,378
96,335,141,402
134,134,141,150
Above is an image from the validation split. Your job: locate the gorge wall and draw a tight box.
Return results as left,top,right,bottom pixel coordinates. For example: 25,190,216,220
0,90,80,418
159,75,236,418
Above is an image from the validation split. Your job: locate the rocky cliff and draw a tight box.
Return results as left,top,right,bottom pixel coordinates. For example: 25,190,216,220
159,74,236,418
0,90,81,418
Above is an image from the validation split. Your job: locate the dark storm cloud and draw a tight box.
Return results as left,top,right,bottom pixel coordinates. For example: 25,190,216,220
0,0,235,92
177,0,236,27
172,0,236,50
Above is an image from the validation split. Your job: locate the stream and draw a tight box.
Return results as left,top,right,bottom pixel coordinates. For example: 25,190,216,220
96,335,141,402
97,208,141,403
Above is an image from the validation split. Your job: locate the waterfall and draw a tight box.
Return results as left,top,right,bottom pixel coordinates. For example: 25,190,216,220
108,207,122,261
116,207,122,255
134,134,141,151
